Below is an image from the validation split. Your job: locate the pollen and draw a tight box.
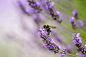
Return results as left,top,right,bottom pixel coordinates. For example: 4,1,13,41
50,29,51,31
46,24,48,26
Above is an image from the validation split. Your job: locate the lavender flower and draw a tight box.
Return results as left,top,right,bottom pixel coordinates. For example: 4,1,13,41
73,33,86,55
60,54,65,57
72,9,79,19
27,0,42,12
38,27,66,57
48,2,55,9
70,17,75,23
39,28,60,53
70,17,77,29
46,0,62,23
56,11,60,17
79,20,84,28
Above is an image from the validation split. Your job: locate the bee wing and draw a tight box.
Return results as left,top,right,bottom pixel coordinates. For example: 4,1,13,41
49,26,56,28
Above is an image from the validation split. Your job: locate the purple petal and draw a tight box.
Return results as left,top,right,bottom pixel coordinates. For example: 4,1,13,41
73,40,78,44
70,17,74,23
85,45,86,49
56,11,60,16
36,2,40,7
72,9,78,16
84,49,86,52
60,54,65,57
49,2,54,9
76,53,79,56
46,5,48,9
79,39,82,44
51,2,54,7
31,3,36,7
79,20,84,27
76,33,80,37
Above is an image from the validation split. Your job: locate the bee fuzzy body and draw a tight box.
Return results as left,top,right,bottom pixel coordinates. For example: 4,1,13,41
43,24,56,36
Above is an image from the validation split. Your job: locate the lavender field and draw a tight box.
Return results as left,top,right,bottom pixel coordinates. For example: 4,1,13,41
0,0,86,57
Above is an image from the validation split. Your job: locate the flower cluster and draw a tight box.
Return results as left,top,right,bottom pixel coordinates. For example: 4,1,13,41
73,33,86,55
72,9,84,28
72,9,79,19
27,0,42,12
46,0,62,23
38,27,66,57
70,17,77,29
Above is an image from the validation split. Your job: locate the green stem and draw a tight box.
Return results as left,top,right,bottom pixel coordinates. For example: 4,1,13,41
40,11,52,20
66,53,77,57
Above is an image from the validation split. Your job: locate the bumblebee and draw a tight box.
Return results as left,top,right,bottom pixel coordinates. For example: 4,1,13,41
43,24,56,35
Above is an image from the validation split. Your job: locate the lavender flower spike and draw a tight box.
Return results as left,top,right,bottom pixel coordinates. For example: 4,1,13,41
72,9,79,19
39,28,60,53
27,0,42,12
70,17,77,29
70,17,75,23
73,33,82,45
38,27,66,57
79,20,84,28
72,33,86,55
46,0,62,23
